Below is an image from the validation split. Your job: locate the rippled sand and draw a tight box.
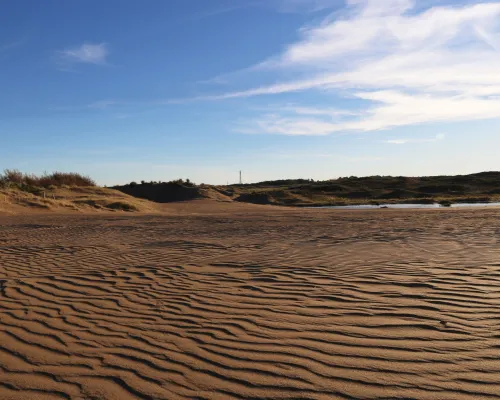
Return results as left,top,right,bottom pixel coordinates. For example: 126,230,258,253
1,202,500,399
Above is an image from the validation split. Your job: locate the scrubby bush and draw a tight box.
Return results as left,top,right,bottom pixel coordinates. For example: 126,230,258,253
106,201,138,211
0,169,96,188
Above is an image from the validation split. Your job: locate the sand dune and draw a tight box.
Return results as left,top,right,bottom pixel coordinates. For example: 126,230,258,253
1,203,500,399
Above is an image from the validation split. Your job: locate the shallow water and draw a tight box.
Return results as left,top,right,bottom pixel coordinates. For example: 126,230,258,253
317,202,500,210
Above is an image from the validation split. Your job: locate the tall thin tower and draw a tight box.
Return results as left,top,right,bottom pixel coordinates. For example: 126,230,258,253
239,170,242,185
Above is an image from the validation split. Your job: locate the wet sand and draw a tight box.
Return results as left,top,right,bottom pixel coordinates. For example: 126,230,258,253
1,202,500,399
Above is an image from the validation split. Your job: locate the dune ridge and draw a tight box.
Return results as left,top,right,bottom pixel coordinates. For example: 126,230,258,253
1,205,500,399
0,186,158,215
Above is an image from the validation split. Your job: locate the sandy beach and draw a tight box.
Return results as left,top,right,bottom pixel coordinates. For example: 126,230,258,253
1,201,500,399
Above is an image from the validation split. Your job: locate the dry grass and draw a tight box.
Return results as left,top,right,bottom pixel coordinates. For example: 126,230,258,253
0,169,96,188
0,169,151,214
106,201,139,211
0,185,156,214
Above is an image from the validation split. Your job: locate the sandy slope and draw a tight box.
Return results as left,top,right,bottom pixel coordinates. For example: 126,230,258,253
0,186,160,215
1,202,500,399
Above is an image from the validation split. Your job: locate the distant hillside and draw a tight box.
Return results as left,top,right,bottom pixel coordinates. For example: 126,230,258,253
114,180,231,203
115,172,500,207
223,172,500,206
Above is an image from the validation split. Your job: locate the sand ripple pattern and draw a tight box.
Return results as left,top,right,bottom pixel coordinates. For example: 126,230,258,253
1,210,500,399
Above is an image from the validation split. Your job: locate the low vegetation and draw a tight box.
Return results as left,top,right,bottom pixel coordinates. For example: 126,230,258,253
4,170,500,211
222,172,500,206
114,179,207,203
0,169,96,189
106,201,139,212
116,172,500,207
0,170,150,213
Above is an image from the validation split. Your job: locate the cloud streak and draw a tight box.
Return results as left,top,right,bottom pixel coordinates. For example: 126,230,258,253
0,38,27,53
56,43,109,67
189,0,500,135
269,0,343,13
187,0,339,22
386,133,445,145
87,100,117,110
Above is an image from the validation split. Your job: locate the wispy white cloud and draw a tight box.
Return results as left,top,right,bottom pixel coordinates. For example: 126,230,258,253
236,114,343,135
260,149,383,161
87,100,117,110
274,105,358,117
113,113,130,120
386,133,445,144
187,0,337,23
0,38,27,53
188,0,500,135
56,43,109,67
235,104,358,135
270,0,343,13
186,2,260,21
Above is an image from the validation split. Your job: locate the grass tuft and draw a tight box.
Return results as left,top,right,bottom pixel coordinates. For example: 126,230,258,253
0,169,96,188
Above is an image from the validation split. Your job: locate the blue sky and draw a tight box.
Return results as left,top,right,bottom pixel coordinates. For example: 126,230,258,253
1,0,500,185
